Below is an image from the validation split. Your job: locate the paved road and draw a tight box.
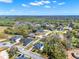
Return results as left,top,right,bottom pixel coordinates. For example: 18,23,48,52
17,46,44,59
28,35,43,51
0,30,52,59
28,31,52,51
0,42,45,59
0,42,13,48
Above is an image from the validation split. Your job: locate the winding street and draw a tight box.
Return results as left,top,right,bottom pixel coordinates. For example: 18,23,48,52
0,42,45,59
0,30,52,59
17,31,52,59
17,46,44,59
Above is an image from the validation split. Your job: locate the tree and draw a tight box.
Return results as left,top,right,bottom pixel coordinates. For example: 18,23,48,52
5,24,32,37
71,37,79,48
8,46,18,58
16,25,29,37
43,36,67,59
4,27,16,34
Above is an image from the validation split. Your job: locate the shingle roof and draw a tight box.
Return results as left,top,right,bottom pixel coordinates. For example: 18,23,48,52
23,38,32,46
10,35,23,41
33,43,44,49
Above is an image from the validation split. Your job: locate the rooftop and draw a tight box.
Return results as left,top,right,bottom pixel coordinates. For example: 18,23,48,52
23,38,32,46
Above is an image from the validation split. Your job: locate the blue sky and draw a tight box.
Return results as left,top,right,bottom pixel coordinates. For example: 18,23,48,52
0,0,79,15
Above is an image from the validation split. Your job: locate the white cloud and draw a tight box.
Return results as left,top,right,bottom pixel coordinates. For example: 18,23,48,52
30,2,43,6
22,4,26,7
30,0,50,6
52,1,57,3
58,2,65,5
42,0,50,4
22,4,29,7
0,0,13,3
44,5,51,8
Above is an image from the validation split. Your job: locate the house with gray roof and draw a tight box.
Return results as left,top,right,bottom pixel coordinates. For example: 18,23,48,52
10,35,23,43
33,43,44,50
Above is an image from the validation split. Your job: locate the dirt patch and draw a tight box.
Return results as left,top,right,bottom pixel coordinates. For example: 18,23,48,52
0,26,7,33
67,50,75,59
67,49,79,59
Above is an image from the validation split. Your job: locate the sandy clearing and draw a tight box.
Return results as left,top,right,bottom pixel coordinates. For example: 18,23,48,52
67,49,79,59
0,26,7,33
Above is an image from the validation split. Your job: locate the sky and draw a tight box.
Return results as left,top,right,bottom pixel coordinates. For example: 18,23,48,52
0,0,79,15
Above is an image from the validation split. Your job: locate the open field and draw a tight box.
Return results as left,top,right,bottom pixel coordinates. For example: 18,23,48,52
0,26,14,42
0,26,8,41
0,26,7,33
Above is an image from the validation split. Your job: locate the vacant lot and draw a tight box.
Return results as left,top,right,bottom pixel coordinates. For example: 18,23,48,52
67,50,75,59
67,49,79,59
0,26,8,41
0,26,7,33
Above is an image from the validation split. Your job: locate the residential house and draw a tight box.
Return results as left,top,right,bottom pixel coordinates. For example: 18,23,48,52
36,29,44,33
28,33,36,38
57,26,64,31
33,43,44,50
64,22,74,31
68,22,74,28
56,23,64,31
23,38,32,46
35,29,44,35
10,35,23,43
64,26,72,31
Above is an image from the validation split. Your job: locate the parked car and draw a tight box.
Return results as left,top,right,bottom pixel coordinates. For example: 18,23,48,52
16,54,29,59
